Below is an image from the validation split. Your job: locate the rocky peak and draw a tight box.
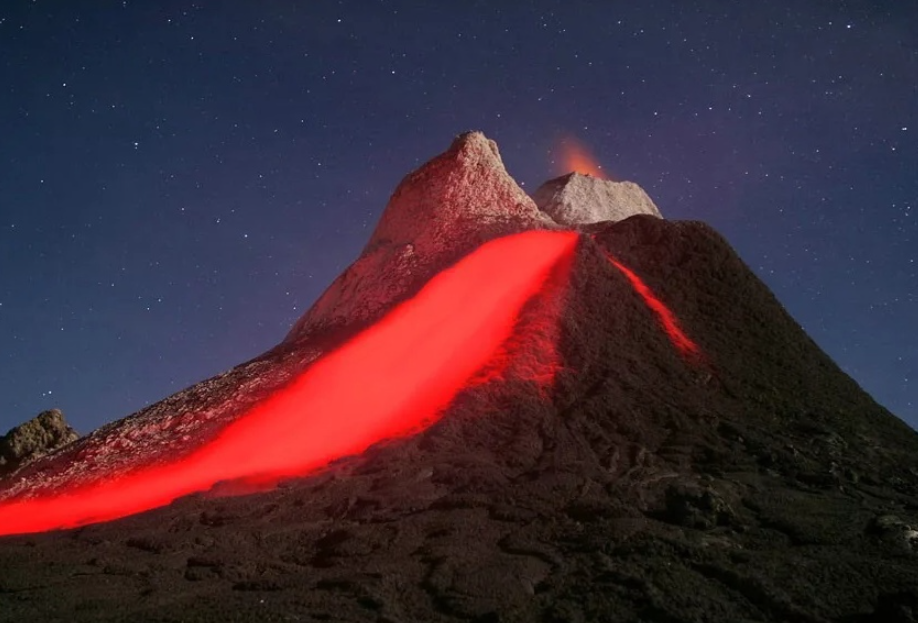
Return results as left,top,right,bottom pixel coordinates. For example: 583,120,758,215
365,131,554,253
532,172,662,227
284,131,558,344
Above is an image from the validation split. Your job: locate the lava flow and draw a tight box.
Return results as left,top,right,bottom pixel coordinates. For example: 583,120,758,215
0,230,579,536
595,244,701,359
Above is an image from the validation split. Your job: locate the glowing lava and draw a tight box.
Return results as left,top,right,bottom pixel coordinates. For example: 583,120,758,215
0,231,579,536
557,136,609,179
0,228,702,537
596,244,701,359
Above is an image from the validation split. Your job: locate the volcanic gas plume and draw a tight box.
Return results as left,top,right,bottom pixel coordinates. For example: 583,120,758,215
557,136,610,179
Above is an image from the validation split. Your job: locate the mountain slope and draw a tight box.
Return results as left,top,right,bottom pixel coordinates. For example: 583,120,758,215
1,135,917,622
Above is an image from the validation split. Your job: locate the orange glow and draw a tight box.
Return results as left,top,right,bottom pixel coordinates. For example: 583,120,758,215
558,136,609,179
0,230,579,536
595,242,701,359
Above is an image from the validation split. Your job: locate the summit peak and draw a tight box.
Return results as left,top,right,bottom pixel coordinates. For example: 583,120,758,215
532,172,662,227
285,131,557,343
364,131,552,253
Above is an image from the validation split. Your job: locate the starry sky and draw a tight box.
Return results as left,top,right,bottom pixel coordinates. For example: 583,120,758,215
1,1,916,436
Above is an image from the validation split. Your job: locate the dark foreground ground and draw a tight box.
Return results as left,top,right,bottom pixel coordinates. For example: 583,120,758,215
1,217,917,622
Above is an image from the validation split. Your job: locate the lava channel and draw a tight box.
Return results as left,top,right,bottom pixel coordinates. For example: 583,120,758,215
0,230,579,536
595,244,701,359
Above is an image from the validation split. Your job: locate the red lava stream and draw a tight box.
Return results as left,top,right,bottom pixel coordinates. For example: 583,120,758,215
0,230,579,536
594,243,701,359
0,229,702,537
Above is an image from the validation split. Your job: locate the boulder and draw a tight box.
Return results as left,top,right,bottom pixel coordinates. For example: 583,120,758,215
0,409,79,476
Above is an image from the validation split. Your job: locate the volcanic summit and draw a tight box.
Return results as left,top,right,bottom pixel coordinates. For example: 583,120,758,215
285,132,559,344
532,171,662,227
1,132,917,623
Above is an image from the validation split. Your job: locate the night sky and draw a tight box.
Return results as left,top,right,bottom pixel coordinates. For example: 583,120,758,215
1,1,916,436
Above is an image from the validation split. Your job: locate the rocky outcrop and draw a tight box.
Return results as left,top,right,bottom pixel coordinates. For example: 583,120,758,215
284,131,559,344
532,172,662,227
0,409,78,477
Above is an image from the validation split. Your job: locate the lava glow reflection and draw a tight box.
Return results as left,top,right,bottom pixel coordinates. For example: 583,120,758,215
0,231,579,536
558,136,609,179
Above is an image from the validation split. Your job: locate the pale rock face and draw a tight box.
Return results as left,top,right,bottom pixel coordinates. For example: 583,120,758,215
531,173,662,227
284,131,559,344
0,409,79,477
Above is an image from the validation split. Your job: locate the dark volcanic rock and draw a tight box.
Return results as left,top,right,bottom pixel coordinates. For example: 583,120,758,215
0,409,78,477
1,135,917,622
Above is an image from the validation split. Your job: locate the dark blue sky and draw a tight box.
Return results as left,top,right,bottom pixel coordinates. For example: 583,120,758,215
1,1,915,434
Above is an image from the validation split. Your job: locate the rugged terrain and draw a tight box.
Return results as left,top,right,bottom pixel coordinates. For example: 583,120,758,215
1,134,917,622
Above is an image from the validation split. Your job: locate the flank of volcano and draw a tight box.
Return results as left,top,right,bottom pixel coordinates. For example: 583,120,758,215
1,132,916,623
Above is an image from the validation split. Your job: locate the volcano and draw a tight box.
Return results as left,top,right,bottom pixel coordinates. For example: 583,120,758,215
1,133,917,622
